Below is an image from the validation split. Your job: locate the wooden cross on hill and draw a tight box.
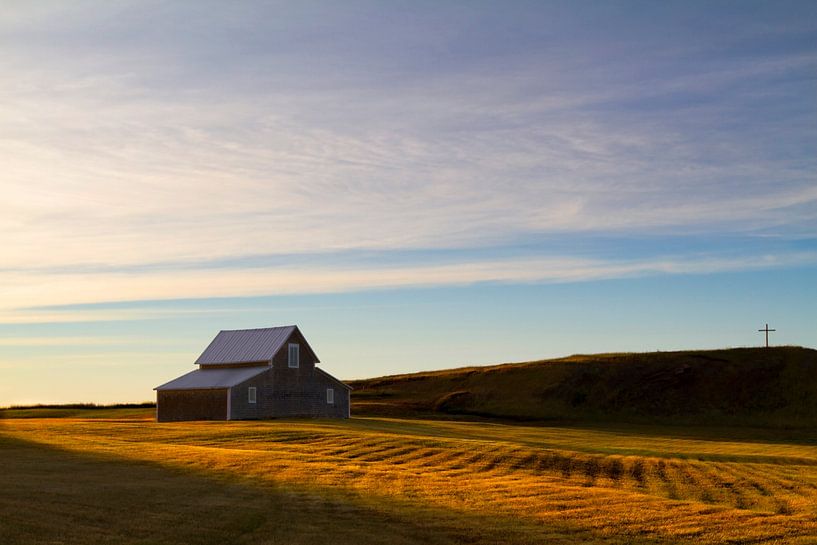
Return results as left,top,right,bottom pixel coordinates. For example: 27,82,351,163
758,323,776,348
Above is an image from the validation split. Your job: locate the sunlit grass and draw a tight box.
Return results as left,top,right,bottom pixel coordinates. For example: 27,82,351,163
2,411,816,544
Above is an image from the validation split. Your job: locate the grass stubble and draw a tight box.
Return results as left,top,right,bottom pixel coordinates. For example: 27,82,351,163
1,410,816,544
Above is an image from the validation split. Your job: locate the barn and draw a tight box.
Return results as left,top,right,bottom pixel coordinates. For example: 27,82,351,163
154,325,350,422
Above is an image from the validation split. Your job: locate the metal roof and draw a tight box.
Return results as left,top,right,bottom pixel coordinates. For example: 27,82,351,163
154,366,268,391
195,326,305,365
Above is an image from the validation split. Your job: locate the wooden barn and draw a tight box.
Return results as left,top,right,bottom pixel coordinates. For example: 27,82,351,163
154,325,350,422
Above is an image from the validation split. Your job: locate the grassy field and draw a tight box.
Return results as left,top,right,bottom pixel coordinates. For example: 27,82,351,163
350,347,817,428
2,409,816,544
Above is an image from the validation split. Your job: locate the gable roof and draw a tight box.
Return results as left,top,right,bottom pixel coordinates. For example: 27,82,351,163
154,366,268,391
194,325,319,366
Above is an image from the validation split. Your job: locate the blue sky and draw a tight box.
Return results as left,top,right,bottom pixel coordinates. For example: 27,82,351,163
1,1,815,404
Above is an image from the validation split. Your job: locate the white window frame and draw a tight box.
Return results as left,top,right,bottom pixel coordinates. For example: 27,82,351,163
326,387,334,404
288,343,300,368
248,386,257,404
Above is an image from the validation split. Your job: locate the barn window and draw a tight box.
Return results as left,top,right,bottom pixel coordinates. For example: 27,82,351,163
248,387,257,404
288,343,299,368
327,388,334,404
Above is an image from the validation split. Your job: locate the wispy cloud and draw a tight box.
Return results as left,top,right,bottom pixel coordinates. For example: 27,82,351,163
1,1,815,315
0,335,177,347
2,251,814,324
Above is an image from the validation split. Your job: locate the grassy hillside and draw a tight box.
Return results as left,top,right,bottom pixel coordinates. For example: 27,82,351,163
350,346,817,428
2,413,816,544
0,403,154,419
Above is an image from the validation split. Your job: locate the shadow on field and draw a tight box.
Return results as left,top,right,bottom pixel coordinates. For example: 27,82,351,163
354,411,817,448
571,420,817,447
0,432,662,545
512,419,817,448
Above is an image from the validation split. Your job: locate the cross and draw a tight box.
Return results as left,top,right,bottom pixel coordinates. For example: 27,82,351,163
758,323,776,348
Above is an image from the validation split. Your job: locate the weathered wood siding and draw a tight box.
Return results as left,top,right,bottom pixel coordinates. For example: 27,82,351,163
228,365,350,419
309,370,350,418
157,389,228,422
270,328,318,371
229,367,275,420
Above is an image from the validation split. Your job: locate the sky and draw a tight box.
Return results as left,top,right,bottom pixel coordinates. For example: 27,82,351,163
1,1,815,405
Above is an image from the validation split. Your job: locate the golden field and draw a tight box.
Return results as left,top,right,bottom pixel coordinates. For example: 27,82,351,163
1,410,816,544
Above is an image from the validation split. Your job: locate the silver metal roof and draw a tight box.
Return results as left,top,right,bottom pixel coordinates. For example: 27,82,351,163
154,366,268,391
195,326,301,365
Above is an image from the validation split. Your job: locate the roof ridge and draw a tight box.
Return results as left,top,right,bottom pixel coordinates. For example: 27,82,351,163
219,325,296,332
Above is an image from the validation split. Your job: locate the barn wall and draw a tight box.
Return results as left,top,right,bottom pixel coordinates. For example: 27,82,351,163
157,389,228,422
271,328,318,372
228,365,349,419
229,367,275,420
313,370,351,418
269,367,349,418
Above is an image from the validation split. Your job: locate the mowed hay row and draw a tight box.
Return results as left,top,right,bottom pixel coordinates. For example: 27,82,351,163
3,418,817,544
4,419,812,506
7,418,816,517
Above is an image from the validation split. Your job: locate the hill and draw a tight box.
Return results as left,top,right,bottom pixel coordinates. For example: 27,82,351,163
349,346,817,428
